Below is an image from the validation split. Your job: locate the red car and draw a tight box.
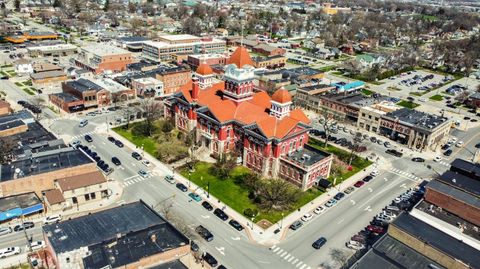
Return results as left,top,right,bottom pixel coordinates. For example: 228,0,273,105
366,225,384,234
354,181,365,188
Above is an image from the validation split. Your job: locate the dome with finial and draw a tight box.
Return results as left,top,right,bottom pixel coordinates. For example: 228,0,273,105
272,87,292,103
196,61,214,76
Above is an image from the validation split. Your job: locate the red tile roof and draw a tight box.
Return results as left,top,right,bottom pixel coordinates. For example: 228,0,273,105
271,88,292,103
196,62,214,76
226,46,254,68
43,189,65,205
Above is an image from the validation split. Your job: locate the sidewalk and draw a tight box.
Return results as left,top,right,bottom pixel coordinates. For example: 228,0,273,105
109,127,386,245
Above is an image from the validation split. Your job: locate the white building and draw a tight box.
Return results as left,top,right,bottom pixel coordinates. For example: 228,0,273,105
131,77,164,98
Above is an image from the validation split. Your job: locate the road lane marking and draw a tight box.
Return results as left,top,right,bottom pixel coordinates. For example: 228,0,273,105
272,247,281,254
270,245,278,251
367,188,373,192
299,264,306,269
364,206,372,212
350,200,356,205
384,177,388,181
400,183,407,188
231,236,240,241
358,179,399,208
201,215,210,219
215,246,225,256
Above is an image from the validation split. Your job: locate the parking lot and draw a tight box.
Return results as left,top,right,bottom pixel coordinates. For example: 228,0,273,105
379,69,452,95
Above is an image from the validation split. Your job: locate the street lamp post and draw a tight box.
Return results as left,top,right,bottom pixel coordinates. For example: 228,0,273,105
141,143,144,156
188,172,191,188
250,217,255,230
280,212,284,229
206,182,210,198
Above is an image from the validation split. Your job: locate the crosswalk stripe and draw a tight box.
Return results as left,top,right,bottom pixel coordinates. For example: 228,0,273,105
280,251,288,258
299,264,306,269
292,258,298,264
296,262,303,267
134,178,140,182
287,256,295,262
284,253,291,260
306,267,311,269
276,249,283,255
271,245,278,251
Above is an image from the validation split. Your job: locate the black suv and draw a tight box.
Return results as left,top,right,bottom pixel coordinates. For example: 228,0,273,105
214,208,228,221
111,157,121,166
176,183,188,192
107,136,116,143
228,219,244,231
115,140,124,148
13,222,34,232
203,252,218,267
131,152,142,160
444,149,453,156
84,135,93,142
385,149,403,157
201,201,214,211
333,192,345,200
195,225,214,242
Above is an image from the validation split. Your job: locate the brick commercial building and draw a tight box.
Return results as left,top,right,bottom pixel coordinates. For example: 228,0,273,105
0,192,44,222
252,55,287,69
187,54,227,69
30,70,67,86
142,34,226,62
5,31,58,43
75,44,133,74
155,66,191,95
61,78,110,109
49,92,84,113
0,111,31,137
165,47,332,190
253,44,286,57
131,77,164,98
294,84,336,112
43,201,190,269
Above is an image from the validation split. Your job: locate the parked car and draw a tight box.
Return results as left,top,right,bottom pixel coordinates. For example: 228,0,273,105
354,181,365,188
201,201,214,211
314,206,326,214
370,170,379,177
114,140,124,148
142,160,151,167
433,156,442,162
444,149,453,156
334,192,345,200
456,141,464,147
362,175,373,182
301,213,313,222
176,183,188,192
366,225,385,234
164,175,175,184
190,241,199,252
0,227,12,236
84,135,93,142
312,237,327,249
228,219,244,231
111,157,121,166
44,214,62,224
79,119,88,127
107,136,116,143
203,252,218,267
188,193,202,202
346,240,365,250
13,222,34,232
195,225,214,242
131,152,142,160
325,199,337,207
28,241,46,251
290,220,303,230
344,187,355,194
213,208,229,221
0,247,20,258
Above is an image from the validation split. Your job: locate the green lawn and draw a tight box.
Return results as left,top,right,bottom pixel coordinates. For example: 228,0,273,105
319,65,336,72
398,100,420,109
23,80,32,86
113,124,157,156
15,82,23,87
361,89,375,96
181,162,323,224
308,137,372,184
429,94,443,101
410,92,423,96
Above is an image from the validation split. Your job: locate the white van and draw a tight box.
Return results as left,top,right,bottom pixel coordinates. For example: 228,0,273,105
0,247,20,258
79,119,88,127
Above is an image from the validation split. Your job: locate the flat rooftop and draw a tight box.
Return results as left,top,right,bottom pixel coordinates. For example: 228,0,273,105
51,92,81,103
83,223,189,268
65,78,103,93
117,36,149,43
43,201,181,254
92,78,129,93
147,260,188,269
437,170,480,197
350,234,446,269
0,192,41,212
298,84,334,92
392,213,480,267
450,158,480,180
285,66,322,77
159,34,200,42
282,144,331,167
385,108,448,130
27,43,77,52
143,38,225,49
0,148,93,182
82,44,131,56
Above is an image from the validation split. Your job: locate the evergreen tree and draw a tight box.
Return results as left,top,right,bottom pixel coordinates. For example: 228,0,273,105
53,0,62,8
103,0,109,11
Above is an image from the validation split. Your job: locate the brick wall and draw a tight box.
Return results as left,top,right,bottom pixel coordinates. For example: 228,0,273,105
425,187,480,226
388,225,469,269
0,124,28,137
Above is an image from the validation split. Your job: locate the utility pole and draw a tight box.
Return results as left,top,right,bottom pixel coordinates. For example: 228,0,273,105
21,216,32,253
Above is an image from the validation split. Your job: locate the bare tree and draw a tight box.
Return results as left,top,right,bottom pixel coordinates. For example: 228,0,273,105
0,136,15,164
348,132,365,165
30,96,45,120
140,99,163,136
329,248,349,267
319,107,340,147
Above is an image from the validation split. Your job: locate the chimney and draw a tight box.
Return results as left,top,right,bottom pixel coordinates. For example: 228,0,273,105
192,78,199,101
